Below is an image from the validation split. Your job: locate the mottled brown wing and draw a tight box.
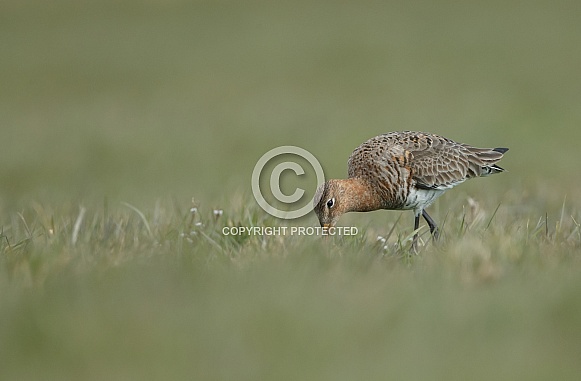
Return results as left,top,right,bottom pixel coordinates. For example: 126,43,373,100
407,138,507,190
347,131,507,190
409,144,473,189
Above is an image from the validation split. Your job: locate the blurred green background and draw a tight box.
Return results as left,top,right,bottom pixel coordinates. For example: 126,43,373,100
2,0,580,212
2,2,581,381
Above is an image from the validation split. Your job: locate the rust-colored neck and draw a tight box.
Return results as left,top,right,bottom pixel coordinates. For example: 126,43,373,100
335,177,384,213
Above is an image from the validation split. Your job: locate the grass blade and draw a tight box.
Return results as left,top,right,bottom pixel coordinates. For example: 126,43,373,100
121,202,153,238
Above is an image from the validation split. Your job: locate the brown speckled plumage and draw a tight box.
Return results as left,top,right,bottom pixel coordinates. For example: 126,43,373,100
313,131,508,248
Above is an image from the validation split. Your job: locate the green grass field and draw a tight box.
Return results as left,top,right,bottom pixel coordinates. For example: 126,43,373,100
2,1,581,380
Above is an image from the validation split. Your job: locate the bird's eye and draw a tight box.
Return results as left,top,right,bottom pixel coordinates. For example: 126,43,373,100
326,198,335,208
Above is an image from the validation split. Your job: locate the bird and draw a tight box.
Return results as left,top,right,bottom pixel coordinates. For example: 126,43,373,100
313,131,508,249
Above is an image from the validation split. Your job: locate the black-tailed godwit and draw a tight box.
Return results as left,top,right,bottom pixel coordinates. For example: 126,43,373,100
313,131,508,249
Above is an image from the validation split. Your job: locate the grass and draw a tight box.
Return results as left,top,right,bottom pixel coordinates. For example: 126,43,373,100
2,0,581,379
1,197,581,380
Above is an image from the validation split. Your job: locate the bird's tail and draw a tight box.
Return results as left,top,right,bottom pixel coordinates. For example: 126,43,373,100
463,145,509,176
480,147,509,175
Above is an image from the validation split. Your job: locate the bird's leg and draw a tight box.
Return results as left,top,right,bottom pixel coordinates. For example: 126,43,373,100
412,213,420,252
422,210,439,240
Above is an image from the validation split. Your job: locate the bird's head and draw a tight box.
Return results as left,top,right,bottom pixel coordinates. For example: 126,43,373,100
313,180,346,228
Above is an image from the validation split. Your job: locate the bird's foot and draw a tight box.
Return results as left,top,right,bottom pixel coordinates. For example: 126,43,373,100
432,227,440,241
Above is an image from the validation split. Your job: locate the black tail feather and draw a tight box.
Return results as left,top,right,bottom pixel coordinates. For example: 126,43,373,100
483,163,505,175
